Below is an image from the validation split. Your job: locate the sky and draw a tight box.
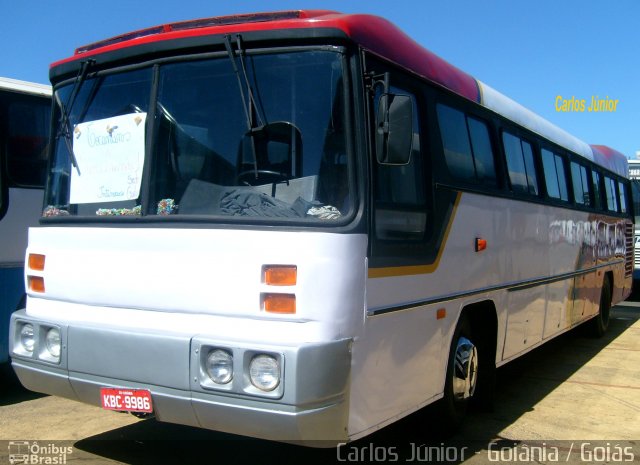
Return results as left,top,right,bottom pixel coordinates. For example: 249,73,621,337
1,1,638,158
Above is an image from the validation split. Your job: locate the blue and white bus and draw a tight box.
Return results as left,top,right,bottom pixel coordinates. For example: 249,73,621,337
0,77,51,364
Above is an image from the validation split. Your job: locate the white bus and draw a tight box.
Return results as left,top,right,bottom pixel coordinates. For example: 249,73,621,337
0,77,51,364
9,11,632,444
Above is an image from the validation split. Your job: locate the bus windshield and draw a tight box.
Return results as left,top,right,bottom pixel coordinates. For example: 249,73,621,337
45,49,351,222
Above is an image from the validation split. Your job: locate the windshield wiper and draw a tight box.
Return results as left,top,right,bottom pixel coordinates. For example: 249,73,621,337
55,59,94,176
224,34,266,181
223,34,264,131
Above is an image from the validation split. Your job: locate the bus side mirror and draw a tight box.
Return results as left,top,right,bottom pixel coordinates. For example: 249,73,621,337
375,93,413,165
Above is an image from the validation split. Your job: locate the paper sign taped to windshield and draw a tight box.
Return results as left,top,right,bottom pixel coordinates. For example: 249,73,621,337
70,112,146,204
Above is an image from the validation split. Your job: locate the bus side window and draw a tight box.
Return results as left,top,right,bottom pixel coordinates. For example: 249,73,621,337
6,98,51,188
541,148,569,202
604,176,619,212
436,104,497,187
618,181,628,214
571,161,591,206
591,170,603,210
503,132,538,196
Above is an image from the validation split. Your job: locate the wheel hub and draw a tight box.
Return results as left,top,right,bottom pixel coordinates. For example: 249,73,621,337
453,336,478,400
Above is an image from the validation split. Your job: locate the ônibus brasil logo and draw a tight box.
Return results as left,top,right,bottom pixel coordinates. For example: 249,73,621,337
8,441,73,464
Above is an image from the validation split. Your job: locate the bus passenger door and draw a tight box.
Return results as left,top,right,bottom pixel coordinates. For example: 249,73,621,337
355,59,444,431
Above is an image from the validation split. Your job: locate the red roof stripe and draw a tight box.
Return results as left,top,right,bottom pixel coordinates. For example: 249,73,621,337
323,13,480,102
590,145,629,177
51,11,480,102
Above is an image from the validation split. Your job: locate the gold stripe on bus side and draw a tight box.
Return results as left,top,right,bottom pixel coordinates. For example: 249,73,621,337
368,192,461,279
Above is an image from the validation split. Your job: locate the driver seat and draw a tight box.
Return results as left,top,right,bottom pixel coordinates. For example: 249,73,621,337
236,122,302,186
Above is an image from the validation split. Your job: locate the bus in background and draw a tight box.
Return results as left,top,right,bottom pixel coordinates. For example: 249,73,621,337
628,156,640,284
9,11,632,444
0,77,51,364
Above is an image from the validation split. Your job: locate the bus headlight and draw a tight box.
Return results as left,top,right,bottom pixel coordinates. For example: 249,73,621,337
249,354,280,391
20,324,36,353
45,327,61,359
206,349,233,384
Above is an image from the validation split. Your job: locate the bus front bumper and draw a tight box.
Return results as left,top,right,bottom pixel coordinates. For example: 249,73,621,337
9,310,351,445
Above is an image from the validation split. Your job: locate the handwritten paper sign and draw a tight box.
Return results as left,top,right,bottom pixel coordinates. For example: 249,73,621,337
70,112,146,204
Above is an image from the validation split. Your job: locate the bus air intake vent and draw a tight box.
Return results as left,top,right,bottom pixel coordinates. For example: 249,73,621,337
170,11,305,31
75,10,336,55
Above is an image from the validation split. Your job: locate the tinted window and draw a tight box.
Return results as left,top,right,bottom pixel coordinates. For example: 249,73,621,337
503,132,537,195
604,176,618,211
580,166,591,206
618,181,627,213
570,161,591,206
592,170,603,210
522,141,538,195
6,93,51,187
438,105,474,181
437,104,496,186
468,117,497,185
541,149,568,201
555,155,568,200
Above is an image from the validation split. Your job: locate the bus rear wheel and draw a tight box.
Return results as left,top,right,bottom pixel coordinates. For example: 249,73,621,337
589,276,611,337
441,315,478,431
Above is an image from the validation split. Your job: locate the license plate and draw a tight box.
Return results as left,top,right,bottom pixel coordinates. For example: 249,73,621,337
100,387,153,413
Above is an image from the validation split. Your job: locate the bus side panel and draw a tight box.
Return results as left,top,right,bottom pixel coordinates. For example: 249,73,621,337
349,299,446,436
354,192,629,437
353,191,505,435
543,279,573,338
571,273,597,323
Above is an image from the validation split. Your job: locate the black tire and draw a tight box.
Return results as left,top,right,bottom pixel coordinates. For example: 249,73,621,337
589,276,611,337
440,315,479,431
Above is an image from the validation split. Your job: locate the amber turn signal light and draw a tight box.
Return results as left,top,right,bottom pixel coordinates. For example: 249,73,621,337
28,276,45,293
262,293,296,314
475,238,487,252
263,265,297,286
28,253,46,271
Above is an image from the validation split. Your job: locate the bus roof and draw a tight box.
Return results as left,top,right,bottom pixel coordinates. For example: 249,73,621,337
50,10,627,177
0,77,51,97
